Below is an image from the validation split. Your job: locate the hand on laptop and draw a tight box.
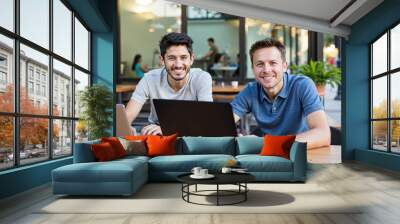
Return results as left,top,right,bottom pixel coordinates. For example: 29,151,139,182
141,124,163,135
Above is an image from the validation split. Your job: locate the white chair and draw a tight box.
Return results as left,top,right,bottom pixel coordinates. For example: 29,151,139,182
116,104,136,136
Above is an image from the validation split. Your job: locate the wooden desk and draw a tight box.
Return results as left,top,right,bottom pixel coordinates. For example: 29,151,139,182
116,84,135,93
212,94,236,102
212,85,244,94
115,84,245,103
116,84,136,104
307,145,341,164
212,85,244,103
117,84,244,94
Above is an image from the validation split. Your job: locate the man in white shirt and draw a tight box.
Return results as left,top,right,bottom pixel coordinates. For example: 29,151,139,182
126,32,213,135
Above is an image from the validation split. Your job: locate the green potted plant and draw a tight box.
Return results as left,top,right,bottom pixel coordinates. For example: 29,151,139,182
79,84,113,140
290,60,341,96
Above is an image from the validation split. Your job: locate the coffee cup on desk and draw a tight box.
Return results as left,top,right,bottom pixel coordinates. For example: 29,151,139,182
200,169,209,176
191,167,202,176
231,81,239,88
221,167,232,173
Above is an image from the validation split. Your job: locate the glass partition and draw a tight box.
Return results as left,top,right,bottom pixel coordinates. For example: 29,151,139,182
119,0,181,79
245,18,308,78
187,7,239,80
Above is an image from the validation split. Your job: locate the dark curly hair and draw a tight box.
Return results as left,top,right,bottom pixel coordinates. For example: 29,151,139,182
249,38,286,64
159,32,193,58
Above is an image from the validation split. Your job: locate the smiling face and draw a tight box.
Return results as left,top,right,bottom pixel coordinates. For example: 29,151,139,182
160,45,194,83
252,46,288,95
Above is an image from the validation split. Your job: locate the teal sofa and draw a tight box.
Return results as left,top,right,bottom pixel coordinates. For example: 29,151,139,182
52,137,307,196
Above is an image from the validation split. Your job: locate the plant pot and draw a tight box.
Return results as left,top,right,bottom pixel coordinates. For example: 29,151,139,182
316,84,326,96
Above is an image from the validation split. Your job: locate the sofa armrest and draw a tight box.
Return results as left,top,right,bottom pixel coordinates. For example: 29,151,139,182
289,141,307,181
73,140,100,163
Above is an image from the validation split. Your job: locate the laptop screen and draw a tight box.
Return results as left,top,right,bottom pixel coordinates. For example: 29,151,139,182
153,99,237,137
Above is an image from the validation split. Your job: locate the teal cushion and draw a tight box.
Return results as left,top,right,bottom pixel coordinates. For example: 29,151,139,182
148,154,235,172
180,137,235,155
236,136,263,155
73,139,101,163
53,159,147,183
117,155,150,163
236,155,293,172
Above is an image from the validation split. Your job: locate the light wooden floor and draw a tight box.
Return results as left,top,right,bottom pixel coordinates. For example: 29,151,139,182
1,148,400,224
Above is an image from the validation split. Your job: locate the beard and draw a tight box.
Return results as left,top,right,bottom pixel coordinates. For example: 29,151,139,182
166,65,190,81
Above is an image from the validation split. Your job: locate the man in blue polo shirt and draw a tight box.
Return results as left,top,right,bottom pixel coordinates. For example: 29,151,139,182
231,39,330,149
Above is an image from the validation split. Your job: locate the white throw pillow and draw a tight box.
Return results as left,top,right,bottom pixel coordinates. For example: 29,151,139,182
118,137,147,156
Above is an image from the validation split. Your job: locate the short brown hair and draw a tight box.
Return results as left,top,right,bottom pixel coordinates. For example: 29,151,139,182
249,39,286,64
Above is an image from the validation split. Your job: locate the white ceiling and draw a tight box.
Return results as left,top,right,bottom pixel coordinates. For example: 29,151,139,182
169,0,384,38
225,0,352,22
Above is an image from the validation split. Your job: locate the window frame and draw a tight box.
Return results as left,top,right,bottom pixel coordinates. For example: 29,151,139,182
0,0,92,171
370,20,400,154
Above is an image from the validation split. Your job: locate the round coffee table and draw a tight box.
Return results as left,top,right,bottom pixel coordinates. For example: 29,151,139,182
177,173,255,206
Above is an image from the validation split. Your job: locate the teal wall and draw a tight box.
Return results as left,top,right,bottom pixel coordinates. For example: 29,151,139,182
91,0,117,136
344,0,400,171
92,32,115,87
0,158,72,199
355,149,400,172
92,0,116,85
0,0,117,200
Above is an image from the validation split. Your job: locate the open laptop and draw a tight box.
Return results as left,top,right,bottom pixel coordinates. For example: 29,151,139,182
153,99,237,137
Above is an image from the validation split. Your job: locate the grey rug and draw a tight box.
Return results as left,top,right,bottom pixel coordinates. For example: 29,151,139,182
38,183,361,214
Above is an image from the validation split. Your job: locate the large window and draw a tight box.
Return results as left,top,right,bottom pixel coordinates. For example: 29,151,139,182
0,0,14,32
0,0,91,170
20,0,49,49
371,23,400,153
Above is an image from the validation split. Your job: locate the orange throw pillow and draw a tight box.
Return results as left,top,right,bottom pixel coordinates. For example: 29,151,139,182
91,142,117,161
101,137,127,158
260,135,296,159
146,133,178,157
